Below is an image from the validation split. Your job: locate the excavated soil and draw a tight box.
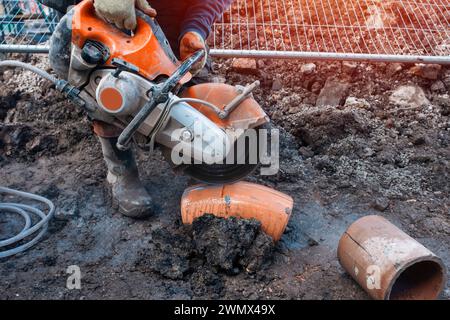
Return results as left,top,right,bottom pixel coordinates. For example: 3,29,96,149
0,51,449,300
134,215,273,298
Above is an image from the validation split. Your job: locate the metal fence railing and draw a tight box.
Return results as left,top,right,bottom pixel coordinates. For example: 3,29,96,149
0,0,58,53
210,0,450,64
1,0,449,64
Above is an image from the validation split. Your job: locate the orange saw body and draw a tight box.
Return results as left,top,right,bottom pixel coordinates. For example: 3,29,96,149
71,0,191,84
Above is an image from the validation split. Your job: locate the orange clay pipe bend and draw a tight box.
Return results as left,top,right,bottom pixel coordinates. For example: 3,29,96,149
181,182,294,242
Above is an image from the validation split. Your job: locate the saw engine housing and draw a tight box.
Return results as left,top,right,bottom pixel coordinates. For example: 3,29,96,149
59,0,270,184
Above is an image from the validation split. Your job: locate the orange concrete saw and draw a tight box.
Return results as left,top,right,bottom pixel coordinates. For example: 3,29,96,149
53,0,270,184
0,0,291,240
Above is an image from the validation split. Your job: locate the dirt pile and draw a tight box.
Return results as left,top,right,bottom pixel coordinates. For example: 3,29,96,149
0,124,58,161
192,214,274,274
0,54,91,163
223,58,450,201
135,215,274,296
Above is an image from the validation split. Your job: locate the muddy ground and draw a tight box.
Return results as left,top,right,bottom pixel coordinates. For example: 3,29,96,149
0,53,449,300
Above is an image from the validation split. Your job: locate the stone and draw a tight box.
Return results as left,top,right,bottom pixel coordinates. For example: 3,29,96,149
2,69,15,82
372,197,390,212
316,79,350,107
231,58,259,75
25,135,57,153
288,105,301,114
409,64,442,80
442,70,450,88
389,85,429,108
271,77,283,91
211,76,226,83
301,63,317,75
342,61,358,74
365,5,395,29
385,118,395,128
412,135,427,146
366,6,384,28
311,81,322,94
434,94,450,114
386,63,403,76
299,147,314,158
345,97,370,109
430,81,446,93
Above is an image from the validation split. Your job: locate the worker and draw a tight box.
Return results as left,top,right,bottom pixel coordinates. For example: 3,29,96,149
38,0,233,218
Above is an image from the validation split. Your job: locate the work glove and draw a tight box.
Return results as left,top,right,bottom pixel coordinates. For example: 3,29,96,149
180,31,208,76
94,0,157,31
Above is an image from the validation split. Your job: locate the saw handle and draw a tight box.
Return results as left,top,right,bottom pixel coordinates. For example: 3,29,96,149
116,50,206,150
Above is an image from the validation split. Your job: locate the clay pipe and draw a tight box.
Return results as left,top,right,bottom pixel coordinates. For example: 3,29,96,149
338,215,447,300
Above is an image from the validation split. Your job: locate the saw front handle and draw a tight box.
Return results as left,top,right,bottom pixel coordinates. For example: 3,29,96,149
116,50,206,151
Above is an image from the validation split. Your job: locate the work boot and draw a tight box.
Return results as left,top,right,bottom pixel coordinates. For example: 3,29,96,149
98,137,154,218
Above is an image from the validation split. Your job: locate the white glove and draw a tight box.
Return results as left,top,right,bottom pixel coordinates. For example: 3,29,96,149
94,0,157,31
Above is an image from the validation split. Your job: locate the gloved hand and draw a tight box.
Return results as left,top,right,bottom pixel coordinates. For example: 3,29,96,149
180,31,207,76
94,0,157,31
